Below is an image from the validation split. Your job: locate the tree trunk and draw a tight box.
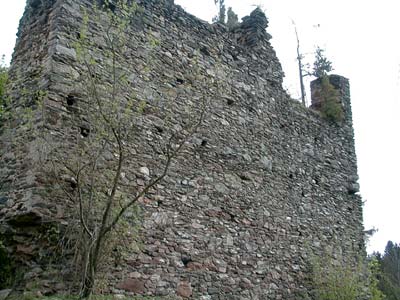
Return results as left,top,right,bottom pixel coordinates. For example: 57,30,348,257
80,276,94,299
80,252,96,299
292,21,306,106
80,232,104,299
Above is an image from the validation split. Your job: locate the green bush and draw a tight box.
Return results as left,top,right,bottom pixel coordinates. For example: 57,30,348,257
319,75,344,122
310,255,386,300
368,257,387,300
0,55,9,122
311,259,363,300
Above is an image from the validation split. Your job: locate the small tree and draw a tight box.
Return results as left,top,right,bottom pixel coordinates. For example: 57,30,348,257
226,7,239,29
378,241,400,299
39,1,209,298
213,0,226,24
383,241,400,285
313,47,333,78
311,254,385,300
368,256,387,300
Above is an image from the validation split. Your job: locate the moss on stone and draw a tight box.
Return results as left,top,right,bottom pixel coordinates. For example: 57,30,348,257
319,75,344,122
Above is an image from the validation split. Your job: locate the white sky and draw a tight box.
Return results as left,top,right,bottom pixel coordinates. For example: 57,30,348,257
0,0,399,253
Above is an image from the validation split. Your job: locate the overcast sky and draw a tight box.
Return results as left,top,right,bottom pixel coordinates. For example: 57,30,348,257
1,0,399,253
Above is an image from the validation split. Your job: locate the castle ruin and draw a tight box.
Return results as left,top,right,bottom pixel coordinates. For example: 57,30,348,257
0,0,364,299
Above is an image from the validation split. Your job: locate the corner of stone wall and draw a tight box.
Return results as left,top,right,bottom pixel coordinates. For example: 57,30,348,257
310,74,354,122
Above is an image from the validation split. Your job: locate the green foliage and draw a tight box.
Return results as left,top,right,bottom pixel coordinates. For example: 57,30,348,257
319,75,344,122
311,258,364,300
0,55,9,122
382,242,400,287
369,257,387,300
313,47,333,78
378,276,400,300
372,242,400,300
310,254,387,300
226,7,239,29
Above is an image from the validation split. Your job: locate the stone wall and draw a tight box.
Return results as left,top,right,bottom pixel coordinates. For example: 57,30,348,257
0,0,364,299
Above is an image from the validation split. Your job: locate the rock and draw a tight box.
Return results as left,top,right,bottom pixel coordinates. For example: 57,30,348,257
0,289,12,300
17,244,35,255
242,153,252,162
220,119,230,126
241,8,268,30
116,278,146,294
215,183,228,194
177,281,192,298
187,261,204,271
225,234,234,247
240,278,252,289
347,182,360,194
238,7,271,46
261,156,273,171
54,282,66,291
0,196,8,205
224,173,242,189
128,271,142,278
54,44,77,60
223,146,235,156
139,166,150,176
7,211,43,227
207,287,219,295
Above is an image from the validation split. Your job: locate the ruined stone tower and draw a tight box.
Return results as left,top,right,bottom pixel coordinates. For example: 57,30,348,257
0,0,364,298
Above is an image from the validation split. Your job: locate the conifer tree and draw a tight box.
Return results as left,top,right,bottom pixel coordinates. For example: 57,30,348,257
313,47,333,78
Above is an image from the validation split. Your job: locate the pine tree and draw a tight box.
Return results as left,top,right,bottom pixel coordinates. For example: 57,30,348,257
313,47,333,78
383,241,400,288
372,241,400,300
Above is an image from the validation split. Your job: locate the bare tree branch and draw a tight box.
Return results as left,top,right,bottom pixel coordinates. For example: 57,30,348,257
104,101,206,235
